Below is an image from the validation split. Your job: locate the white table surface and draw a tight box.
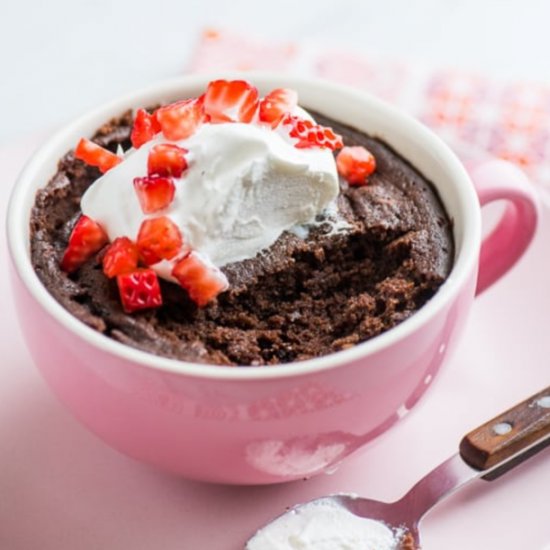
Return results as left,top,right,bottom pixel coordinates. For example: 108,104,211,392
2,0,550,144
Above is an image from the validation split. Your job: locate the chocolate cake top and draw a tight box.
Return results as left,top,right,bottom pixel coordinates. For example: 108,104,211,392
30,108,453,366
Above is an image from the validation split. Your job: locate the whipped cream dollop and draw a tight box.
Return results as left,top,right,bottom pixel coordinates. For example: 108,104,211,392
81,107,339,281
246,498,404,550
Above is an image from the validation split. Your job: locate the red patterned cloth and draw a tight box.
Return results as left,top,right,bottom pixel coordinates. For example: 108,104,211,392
190,28,550,193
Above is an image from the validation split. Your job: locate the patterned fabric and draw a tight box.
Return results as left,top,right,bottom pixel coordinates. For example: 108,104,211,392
190,28,550,195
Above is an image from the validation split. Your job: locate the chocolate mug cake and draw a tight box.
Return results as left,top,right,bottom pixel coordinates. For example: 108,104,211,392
30,79,453,366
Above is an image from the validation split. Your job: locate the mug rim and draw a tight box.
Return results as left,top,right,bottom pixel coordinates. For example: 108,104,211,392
7,72,481,380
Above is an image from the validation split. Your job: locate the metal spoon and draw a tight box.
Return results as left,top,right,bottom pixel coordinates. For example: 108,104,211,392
246,386,550,548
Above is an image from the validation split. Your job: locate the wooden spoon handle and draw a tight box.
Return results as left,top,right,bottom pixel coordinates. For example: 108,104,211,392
459,386,550,471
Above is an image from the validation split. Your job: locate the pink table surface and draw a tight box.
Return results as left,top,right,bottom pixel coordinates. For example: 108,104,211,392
1,136,550,550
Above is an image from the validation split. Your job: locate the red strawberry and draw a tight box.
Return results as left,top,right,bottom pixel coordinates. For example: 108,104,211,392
117,268,163,313
147,144,189,178
60,215,108,273
259,88,298,128
203,79,259,123
137,216,183,265
282,116,343,150
131,109,161,149
133,175,176,214
102,237,139,278
74,138,122,173
172,251,228,306
336,146,376,186
155,98,206,140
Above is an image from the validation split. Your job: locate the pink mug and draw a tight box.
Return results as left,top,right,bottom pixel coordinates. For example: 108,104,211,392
6,74,539,484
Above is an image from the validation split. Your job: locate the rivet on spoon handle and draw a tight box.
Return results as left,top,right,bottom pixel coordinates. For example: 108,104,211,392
459,386,550,471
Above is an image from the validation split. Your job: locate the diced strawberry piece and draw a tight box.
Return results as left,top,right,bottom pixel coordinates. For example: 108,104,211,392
336,146,377,186
203,79,259,123
155,98,206,140
284,115,314,135
74,138,122,173
172,251,228,307
131,109,161,149
133,175,176,214
259,88,298,128
117,268,163,313
60,215,108,273
137,216,183,265
196,93,206,107
282,115,344,150
147,144,189,178
102,237,139,278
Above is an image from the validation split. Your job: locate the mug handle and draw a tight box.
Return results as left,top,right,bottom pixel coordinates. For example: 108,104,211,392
469,159,539,295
